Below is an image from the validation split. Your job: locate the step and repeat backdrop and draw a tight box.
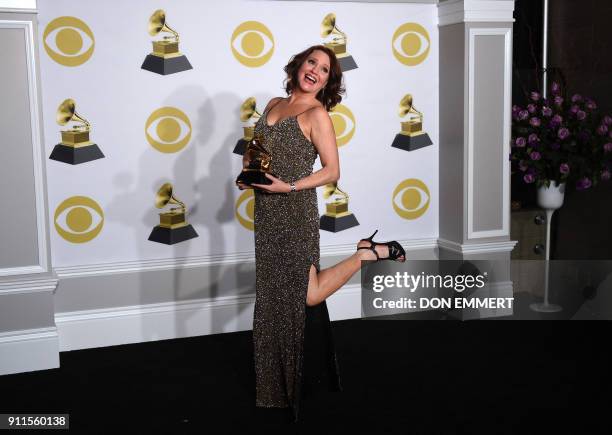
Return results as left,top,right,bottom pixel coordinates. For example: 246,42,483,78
38,0,439,267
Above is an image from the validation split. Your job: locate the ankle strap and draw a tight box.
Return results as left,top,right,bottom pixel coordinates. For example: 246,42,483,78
357,246,379,261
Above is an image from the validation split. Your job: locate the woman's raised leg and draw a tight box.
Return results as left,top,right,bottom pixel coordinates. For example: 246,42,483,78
305,240,391,306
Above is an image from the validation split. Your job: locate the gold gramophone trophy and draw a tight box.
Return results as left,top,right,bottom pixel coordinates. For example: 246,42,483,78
233,97,262,155
321,13,357,72
49,98,104,165
141,9,193,75
148,183,198,244
391,94,433,152
319,182,359,232
235,135,276,186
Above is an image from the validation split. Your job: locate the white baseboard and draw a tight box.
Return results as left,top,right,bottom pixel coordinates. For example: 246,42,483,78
55,283,363,352
0,327,59,376
438,238,517,255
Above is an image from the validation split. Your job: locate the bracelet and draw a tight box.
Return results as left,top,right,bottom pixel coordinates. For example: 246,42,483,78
290,182,297,192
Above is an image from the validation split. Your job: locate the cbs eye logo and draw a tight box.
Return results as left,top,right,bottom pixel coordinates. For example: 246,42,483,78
392,23,430,67
145,107,192,153
235,190,255,231
43,16,95,67
329,104,355,147
54,196,104,243
392,178,430,220
230,21,275,67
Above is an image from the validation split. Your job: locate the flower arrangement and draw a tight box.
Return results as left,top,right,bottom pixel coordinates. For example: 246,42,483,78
510,82,612,190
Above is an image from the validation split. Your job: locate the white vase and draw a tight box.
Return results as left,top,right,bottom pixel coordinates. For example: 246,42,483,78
537,181,565,210
531,180,565,313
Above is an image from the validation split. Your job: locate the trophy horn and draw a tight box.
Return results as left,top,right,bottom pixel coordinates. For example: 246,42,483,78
399,94,422,118
56,98,90,131
155,182,186,211
240,97,262,122
320,13,345,39
323,182,349,200
148,9,179,42
323,182,337,199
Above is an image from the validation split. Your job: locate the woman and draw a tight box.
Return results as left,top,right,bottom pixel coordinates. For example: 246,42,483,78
236,45,406,422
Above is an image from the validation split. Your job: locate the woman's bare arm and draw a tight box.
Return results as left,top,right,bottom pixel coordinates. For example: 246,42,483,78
293,107,340,191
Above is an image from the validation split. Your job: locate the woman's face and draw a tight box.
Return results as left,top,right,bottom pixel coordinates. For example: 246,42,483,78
296,49,330,96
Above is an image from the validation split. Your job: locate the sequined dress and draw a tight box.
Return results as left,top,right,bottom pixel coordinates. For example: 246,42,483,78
252,98,342,422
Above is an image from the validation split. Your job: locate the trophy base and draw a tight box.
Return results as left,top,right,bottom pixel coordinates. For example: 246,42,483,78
49,143,105,165
338,55,358,72
236,171,273,185
233,138,248,155
148,224,199,245
141,54,193,75
320,213,359,233
391,132,433,152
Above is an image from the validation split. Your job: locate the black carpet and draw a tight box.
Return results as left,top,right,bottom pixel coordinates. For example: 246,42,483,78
0,318,609,434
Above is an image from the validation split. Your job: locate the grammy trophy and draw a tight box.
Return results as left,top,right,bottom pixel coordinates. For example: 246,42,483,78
321,13,357,72
233,97,262,155
235,136,276,186
319,182,359,232
49,99,104,165
141,9,193,75
148,183,198,245
391,94,433,151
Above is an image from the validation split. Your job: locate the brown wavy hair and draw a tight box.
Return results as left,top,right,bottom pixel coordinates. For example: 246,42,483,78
283,45,345,111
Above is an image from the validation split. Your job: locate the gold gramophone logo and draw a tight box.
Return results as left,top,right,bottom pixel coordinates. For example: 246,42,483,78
320,182,359,232
233,97,262,155
148,183,198,245
236,135,276,187
392,23,430,66
141,9,193,75
231,21,275,67
320,13,357,72
392,178,430,220
236,190,255,231
145,107,192,153
43,16,95,67
54,196,104,243
329,104,355,147
391,94,433,152
49,98,104,164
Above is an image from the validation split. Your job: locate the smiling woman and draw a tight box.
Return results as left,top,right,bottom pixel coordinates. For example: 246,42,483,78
237,45,408,422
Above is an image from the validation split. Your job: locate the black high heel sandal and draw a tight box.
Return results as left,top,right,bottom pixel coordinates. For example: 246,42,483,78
357,229,406,262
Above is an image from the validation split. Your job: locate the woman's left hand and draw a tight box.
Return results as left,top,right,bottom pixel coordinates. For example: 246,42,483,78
251,173,291,193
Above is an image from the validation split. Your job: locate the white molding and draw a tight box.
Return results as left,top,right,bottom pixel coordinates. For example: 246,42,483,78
438,238,517,254
0,0,36,10
0,276,58,295
0,326,56,343
0,19,49,277
55,283,363,351
54,238,438,278
0,7,37,13
438,0,515,26
0,265,46,277
0,326,59,376
466,27,512,240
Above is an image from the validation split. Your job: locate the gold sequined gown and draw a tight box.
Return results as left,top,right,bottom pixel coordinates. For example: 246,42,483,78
252,98,342,422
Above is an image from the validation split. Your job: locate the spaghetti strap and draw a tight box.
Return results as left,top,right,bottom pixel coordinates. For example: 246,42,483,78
295,105,320,118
